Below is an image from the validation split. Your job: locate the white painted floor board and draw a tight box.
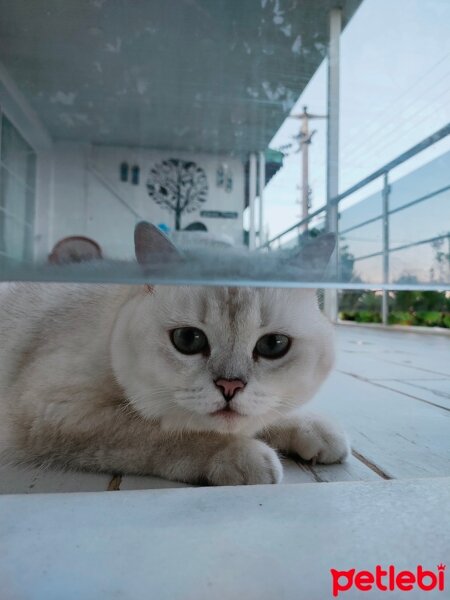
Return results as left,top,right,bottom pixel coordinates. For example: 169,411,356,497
120,474,191,490
0,463,109,494
279,458,317,483
1,478,449,600
337,325,450,377
308,452,383,482
337,351,444,380
120,458,319,489
315,371,450,479
375,379,450,410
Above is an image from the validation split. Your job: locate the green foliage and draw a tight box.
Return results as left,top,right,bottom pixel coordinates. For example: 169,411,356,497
388,311,416,326
341,308,450,328
357,310,382,323
333,233,450,329
339,290,381,312
304,227,321,239
339,291,362,311
417,311,440,325
339,243,358,283
338,242,365,310
394,290,418,311
392,290,449,312
339,311,382,324
338,267,450,328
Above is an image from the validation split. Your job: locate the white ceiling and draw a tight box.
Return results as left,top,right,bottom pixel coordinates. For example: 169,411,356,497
0,0,362,155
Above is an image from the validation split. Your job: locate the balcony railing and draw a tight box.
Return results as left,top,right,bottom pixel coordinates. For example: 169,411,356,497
262,123,450,294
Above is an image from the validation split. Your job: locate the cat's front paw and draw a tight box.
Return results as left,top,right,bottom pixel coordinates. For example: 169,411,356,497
207,438,283,486
289,413,349,464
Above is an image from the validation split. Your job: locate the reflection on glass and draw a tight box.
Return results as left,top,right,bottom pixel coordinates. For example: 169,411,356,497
0,116,36,262
388,150,450,284
0,0,448,290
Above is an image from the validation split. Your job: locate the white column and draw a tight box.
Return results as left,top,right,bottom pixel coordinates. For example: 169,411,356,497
34,149,54,259
258,151,265,246
381,172,390,324
324,8,341,322
249,152,257,250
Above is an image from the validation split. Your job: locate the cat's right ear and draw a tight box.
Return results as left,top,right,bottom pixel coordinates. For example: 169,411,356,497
286,232,336,280
134,222,181,265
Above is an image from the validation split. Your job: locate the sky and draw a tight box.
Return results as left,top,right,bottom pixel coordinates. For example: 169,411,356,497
260,0,450,242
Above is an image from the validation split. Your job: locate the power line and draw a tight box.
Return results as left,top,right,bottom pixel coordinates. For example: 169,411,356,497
339,50,450,155
297,74,450,199
344,84,450,171
342,74,450,166
268,55,450,213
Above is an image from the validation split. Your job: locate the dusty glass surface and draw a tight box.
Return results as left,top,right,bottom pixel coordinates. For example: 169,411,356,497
0,0,448,289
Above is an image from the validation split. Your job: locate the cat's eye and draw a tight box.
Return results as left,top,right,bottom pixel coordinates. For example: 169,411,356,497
254,334,291,360
170,327,209,355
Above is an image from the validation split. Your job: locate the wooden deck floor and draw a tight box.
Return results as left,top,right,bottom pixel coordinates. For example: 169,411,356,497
1,324,449,494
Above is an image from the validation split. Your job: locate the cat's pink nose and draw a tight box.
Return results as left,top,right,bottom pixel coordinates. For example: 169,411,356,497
215,378,246,401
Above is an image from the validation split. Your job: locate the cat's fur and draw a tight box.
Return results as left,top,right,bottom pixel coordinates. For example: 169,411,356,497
0,224,348,485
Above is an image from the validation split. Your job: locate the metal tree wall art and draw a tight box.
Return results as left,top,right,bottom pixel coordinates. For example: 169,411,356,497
146,158,208,230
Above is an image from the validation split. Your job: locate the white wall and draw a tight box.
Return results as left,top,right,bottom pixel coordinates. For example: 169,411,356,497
45,142,245,260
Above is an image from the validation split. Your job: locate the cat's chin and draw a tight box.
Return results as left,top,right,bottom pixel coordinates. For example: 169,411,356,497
159,410,260,436
207,409,249,433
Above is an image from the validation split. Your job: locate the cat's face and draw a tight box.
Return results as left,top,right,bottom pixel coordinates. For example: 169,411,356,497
112,285,334,435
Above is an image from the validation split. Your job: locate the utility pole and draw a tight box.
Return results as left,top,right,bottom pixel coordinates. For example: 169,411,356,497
289,106,327,231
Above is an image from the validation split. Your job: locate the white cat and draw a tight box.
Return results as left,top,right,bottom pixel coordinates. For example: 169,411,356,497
0,223,348,485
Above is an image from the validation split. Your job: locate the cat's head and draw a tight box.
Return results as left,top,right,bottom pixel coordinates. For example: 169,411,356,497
111,223,335,435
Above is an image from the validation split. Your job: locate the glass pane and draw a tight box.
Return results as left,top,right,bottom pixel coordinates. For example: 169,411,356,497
389,150,450,213
1,166,29,225
1,214,28,261
342,219,383,261
390,187,450,252
0,1,448,289
1,117,36,190
0,169,34,261
339,188,382,234
387,150,450,284
0,117,36,262
390,243,450,285
351,254,383,284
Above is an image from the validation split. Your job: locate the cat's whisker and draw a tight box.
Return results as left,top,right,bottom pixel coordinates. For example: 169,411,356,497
184,413,197,434
269,408,289,422
281,399,305,410
255,414,270,434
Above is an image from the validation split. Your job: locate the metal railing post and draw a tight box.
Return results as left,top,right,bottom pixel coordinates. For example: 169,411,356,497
248,153,257,250
258,151,265,247
324,7,341,322
381,172,390,324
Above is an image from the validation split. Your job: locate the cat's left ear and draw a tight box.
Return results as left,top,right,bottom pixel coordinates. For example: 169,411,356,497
134,221,181,265
287,233,336,278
